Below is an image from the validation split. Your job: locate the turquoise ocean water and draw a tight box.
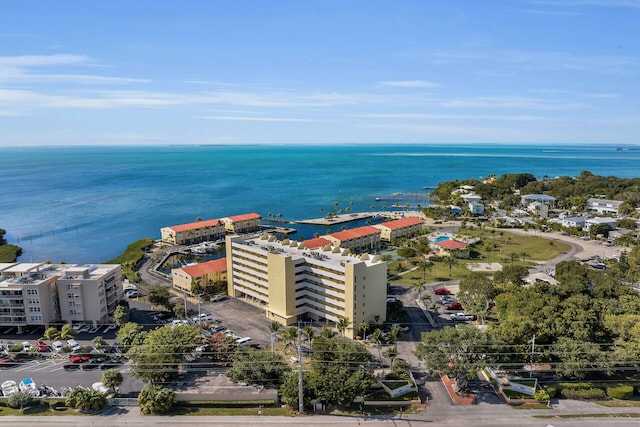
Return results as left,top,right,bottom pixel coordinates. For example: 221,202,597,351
1,143,639,264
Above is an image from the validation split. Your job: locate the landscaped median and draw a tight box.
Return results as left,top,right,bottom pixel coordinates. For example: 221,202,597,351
440,373,476,405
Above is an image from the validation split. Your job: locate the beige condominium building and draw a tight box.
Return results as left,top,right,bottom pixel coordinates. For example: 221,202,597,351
323,225,382,252
160,212,262,245
172,258,227,296
0,262,123,330
161,218,225,245
373,216,424,242
226,233,387,338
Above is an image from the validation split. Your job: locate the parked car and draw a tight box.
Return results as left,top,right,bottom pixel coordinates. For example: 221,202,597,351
92,381,112,396
66,339,81,352
126,289,139,298
450,313,476,321
439,295,456,304
445,302,463,310
70,355,90,364
62,363,81,370
209,294,227,302
99,359,122,370
52,340,64,352
21,341,33,352
433,287,452,295
192,313,216,323
0,357,21,368
35,340,50,351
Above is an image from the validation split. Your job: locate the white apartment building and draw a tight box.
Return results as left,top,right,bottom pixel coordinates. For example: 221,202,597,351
586,198,623,215
226,233,387,338
0,262,124,330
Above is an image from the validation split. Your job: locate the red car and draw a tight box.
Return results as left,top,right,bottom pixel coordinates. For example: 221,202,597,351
70,355,90,364
35,340,50,351
445,302,463,310
433,287,452,295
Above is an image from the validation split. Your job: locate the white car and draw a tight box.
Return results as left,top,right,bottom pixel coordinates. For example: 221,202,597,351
450,313,476,321
126,290,139,298
66,339,81,352
52,340,65,352
1,380,18,397
21,341,33,352
92,381,112,396
192,313,216,323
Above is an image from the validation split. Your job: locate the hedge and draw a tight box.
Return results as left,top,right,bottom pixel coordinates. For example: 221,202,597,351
607,385,634,400
561,388,606,400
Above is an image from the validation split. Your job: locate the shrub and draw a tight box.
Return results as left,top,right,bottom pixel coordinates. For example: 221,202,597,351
607,385,634,400
7,391,33,410
561,388,606,400
534,389,550,402
545,385,559,398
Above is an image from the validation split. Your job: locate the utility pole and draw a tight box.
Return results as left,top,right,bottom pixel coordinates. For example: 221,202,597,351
297,322,304,413
529,334,536,378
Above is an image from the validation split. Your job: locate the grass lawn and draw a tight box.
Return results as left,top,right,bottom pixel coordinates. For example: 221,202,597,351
0,404,80,416
388,228,571,286
166,403,290,416
596,398,640,407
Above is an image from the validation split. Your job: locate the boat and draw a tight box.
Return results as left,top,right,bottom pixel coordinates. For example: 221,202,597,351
1,380,18,397
375,197,381,201
19,377,40,396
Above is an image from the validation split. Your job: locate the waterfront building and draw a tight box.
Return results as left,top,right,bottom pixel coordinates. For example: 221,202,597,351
161,218,225,245
373,216,423,242
222,213,262,234
323,226,381,252
0,262,123,330
586,198,623,215
171,258,227,296
225,233,387,338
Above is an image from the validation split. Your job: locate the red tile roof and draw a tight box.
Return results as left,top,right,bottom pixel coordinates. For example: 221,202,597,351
329,226,381,242
437,239,467,249
180,258,227,277
301,237,332,249
226,212,261,222
170,219,222,232
378,216,423,230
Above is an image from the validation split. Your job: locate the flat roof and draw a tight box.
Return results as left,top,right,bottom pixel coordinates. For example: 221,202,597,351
169,218,222,233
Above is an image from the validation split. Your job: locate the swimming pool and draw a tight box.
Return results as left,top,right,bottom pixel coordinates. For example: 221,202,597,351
433,236,450,243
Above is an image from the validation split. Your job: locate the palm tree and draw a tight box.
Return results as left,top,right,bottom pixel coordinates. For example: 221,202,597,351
443,256,459,277
384,347,398,367
58,323,77,340
302,325,315,348
417,261,433,282
389,325,402,350
92,336,106,350
281,326,299,353
358,321,370,340
369,328,384,369
269,321,282,354
412,280,425,300
42,326,60,345
336,317,351,336
320,327,337,339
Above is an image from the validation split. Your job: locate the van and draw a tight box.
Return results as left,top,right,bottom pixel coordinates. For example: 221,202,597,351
66,339,81,352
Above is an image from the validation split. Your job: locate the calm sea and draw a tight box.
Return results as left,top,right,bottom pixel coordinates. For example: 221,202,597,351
1,143,638,264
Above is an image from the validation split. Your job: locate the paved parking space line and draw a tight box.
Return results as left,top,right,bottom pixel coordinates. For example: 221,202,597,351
33,360,63,372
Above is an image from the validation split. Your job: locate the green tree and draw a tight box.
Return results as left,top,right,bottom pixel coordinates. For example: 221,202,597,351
116,322,145,350
280,371,315,410
415,325,503,393
148,284,172,310
442,256,459,277
417,260,433,282
128,324,202,383
92,335,106,350
411,280,425,300
336,317,351,336
138,384,175,414
41,326,61,344
226,347,288,387
493,264,529,286
457,272,496,323
397,247,417,263
113,305,130,326
308,334,376,407
369,328,384,366
302,325,315,348
280,326,299,352
7,391,33,411
65,387,107,411
358,321,370,340
58,323,78,340
101,369,124,395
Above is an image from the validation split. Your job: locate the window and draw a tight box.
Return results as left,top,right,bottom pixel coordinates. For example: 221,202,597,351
29,306,41,312
30,315,42,321
28,298,40,304
69,309,77,315
26,289,39,295
69,301,76,307
67,293,75,299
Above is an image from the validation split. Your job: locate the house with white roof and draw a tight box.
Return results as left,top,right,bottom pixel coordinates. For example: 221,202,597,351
586,198,623,215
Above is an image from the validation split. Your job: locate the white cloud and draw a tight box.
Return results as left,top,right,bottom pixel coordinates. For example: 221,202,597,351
358,113,543,122
196,115,315,122
379,80,441,88
441,95,585,110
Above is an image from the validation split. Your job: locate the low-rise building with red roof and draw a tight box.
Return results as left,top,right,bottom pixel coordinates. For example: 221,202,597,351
323,225,381,251
299,237,332,249
373,216,423,242
223,212,262,234
172,258,228,295
161,219,225,245
435,239,468,256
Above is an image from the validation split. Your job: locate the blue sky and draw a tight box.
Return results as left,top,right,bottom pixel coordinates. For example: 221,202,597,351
1,0,639,146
